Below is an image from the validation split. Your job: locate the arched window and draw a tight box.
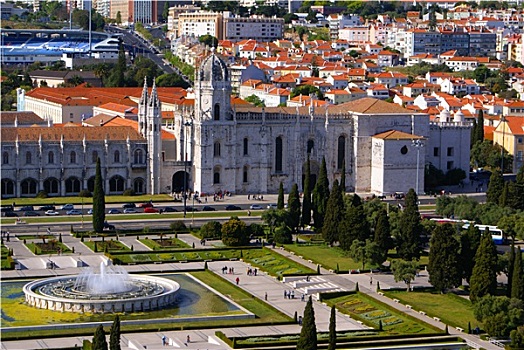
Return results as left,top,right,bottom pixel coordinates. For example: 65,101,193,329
307,139,314,154
26,151,32,164
134,178,145,194
1,179,15,196
70,151,77,164
48,151,54,164
114,150,120,163
21,178,37,195
337,136,346,170
87,176,96,192
134,149,144,164
275,136,283,173
109,175,126,193
213,142,221,157
243,138,248,156
213,167,221,184
44,178,59,194
92,151,98,163
2,152,8,165
243,166,248,183
65,177,81,193
214,103,220,121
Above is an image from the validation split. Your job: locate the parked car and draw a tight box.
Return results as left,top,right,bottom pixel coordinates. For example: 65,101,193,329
87,209,93,215
39,205,56,211
225,205,241,211
144,207,159,213
185,206,198,212
104,221,115,230
61,204,74,210
250,204,263,210
140,202,154,208
160,207,178,213
267,203,278,209
45,210,60,216
66,209,82,215
123,208,137,214
19,206,34,211
122,203,136,209
4,211,18,217
202,206,216,211
108,209,122,214
24,211,40,216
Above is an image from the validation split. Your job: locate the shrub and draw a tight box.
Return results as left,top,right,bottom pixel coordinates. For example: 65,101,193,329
248,223,265,237
36,190,48,198
200,221,222,239
79,189,92,197
123,188,135,196
274,224,292,244
170,221,187,232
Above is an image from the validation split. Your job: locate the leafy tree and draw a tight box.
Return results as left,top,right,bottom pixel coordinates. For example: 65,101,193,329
284,13,299,24
290,85,323,100
245,94,265,107
92,324,108,350
470,229,499,303
507,244,516,298
470,118,478,149
460,224,481,283
198,34,218,48
200,221,222,239
512,249,524,301
391,260,418,291
115,11,121,24
396,189,422,261
510,326,524,349
301,157,312,227
476,110,484,144
428,224,462,292
107,40,126,87
471,140,512,172
487,169,504,205
312,157,330,229
221,218,249,246
328,305,336,350
350,239,383,270
474,295,524,338
92,158,106,233
162,1,170,22
288,183,301,232
374,208,392,262
274,223,293,244
322,180,344,245
248,223,264,237
340,194,370,251
109,315,121,350
262,209,289,236
277,182,285,210
156,73,190,88
340,159,346,193
297,296,317,350
306,10,319,23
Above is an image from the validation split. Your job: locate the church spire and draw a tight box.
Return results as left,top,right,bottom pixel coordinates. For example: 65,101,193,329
139,77,148,105
149,79,158,107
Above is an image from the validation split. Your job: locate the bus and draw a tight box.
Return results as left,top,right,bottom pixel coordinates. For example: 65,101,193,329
462,224,506,245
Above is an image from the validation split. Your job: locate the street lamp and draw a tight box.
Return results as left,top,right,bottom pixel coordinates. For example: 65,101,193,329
183,120,192,218
412,139,424,196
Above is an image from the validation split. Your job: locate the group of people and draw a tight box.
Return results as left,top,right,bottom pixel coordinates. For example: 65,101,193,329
221,266,234,274
246,267,258,276
247,194,264,200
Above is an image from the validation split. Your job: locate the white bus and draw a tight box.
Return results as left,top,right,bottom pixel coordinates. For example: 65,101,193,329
462,224,506,245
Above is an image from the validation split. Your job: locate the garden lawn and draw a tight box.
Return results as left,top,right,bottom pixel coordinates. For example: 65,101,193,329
383,291,478,330
139,237,191,250
325,293,440,335
243,248,316,277
83,240,130,252
283,244,369,271
25,241,72,255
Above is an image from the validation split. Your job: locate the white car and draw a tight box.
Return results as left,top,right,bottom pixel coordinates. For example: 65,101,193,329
267,203,278,209
250,204,263,210
123,208,137,214
45,210,59,216
61,204,74,210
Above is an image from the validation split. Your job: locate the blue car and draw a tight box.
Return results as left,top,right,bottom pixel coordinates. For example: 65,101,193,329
66,209,82,215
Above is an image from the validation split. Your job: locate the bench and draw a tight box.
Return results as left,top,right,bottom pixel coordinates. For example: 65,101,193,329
377,292,384,296
393,299,400,303
419,311,426,315
456,327,464,332
405,304,412,309
433,317,440,322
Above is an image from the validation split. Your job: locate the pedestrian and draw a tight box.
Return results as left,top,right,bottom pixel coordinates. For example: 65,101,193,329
284,290,287,299
247,210,251,216
186,335,190,343
162,335,166,346
232,267,234,274
291,290,294,299
236,277,240,285
298,316,303,325
370,276,373,285
301,294,305,302
265,292,268,300
306,275,310,282
248,194,250,200
254,268,258,276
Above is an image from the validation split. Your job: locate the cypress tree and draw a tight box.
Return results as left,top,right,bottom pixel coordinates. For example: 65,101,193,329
92,158,106,233
486,169,504,205
340,194,369,251
470,118,478,149
397,189,422,261
460,224,481,284
469,229,498,303
328,305,336,350
92,324,108,350
109,315,121,350
476,109,484,143
507,244,516,297
322,180,344,245
297,296,317,350
340,159,346,194
374,208,392,263
301,157,312,227
428,224,462,292
514,165,524,210
312,157,330,229
288,183,301,232
511,249,524,301
500,181,509,207
277,182,285,210
107,40,126,87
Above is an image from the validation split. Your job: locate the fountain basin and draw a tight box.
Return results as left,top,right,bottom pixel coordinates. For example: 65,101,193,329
23,275,180,313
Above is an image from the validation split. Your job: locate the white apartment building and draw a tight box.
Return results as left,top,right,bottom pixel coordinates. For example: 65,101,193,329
338,26,370,45
223,14,284,42
177,11,223,40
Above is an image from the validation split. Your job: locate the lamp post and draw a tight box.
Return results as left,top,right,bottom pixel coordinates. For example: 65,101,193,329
500,114,506,174
412,139,424,196
183,120,192,218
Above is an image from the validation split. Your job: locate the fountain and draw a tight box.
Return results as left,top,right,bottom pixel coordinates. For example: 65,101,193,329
23,262,180,313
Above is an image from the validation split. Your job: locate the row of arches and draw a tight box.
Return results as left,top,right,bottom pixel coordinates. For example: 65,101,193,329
1,177,146,197
2,149,146,166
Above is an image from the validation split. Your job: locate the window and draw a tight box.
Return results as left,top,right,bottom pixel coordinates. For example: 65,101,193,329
214,103,220,121
518,138,523,144
133,178,145,194
21,178,37,195
1,179,15,196
109,175,125,193
92,151,98,163
44,178,59,194
2,152,8,165
213,170,220,184
518,151,523,161
134,149,144,163
65,177,81,193
447,147,454,157
48,151,54,164
70,151,77,164
307,140,314,154
243,138,248,156
114,150,120,163
433,147,440,157
26,151,32,164
275,136,283,172
243,166,248,183
447,161,454,170
337,136,345,170
214,142,221,157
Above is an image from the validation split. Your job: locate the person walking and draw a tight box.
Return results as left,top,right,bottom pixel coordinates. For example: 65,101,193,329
236,277,240,285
